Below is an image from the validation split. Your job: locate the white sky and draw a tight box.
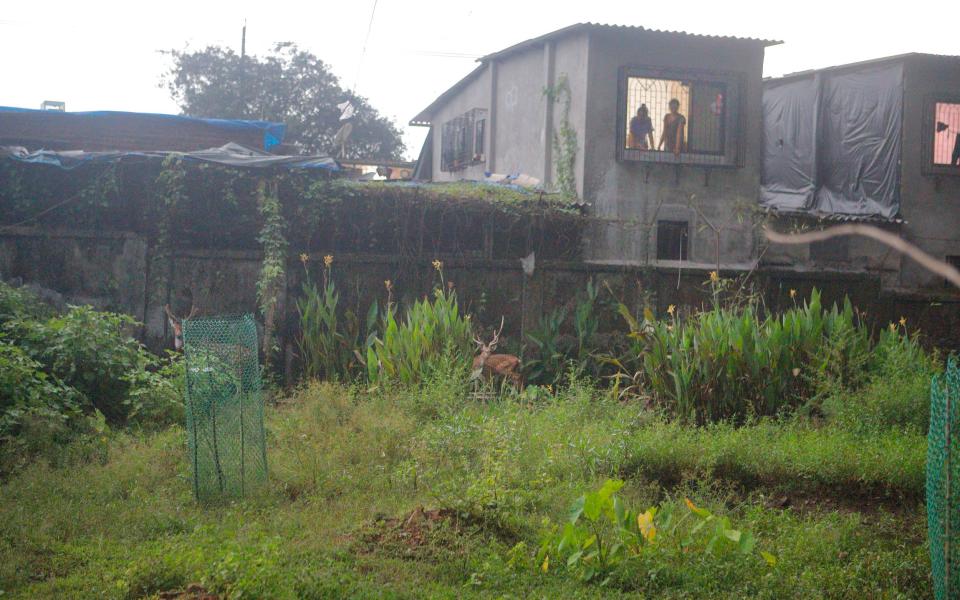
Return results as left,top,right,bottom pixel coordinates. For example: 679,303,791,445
1,1,955,160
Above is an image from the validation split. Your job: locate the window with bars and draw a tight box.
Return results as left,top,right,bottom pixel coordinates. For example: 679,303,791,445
440,108,487,172
929,100,960,173
617,67,741,166
656,220,689,260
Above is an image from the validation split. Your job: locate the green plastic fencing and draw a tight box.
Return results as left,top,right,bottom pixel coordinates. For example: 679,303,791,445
929,356,960,600
182,314,267,502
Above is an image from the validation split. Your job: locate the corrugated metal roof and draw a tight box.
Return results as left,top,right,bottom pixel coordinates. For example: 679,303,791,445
765,206,906,225
411,23,781,125
478,22,781,62
766,52,960,84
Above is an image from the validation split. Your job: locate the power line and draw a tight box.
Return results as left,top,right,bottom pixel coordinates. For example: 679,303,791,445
352,0,379,93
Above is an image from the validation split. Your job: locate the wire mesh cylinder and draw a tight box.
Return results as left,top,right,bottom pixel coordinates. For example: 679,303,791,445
929,356,960,599
182,314,267,502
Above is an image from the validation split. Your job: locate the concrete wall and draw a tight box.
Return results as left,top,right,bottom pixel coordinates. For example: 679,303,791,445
3,225,958,365
581,30,767,268
429,67,491,182
493,45,549,180
898,56,960,291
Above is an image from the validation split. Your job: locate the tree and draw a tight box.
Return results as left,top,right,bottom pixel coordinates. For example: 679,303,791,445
162,43,406,160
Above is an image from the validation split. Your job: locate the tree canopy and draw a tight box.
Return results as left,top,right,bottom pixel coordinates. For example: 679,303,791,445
162,43,406,160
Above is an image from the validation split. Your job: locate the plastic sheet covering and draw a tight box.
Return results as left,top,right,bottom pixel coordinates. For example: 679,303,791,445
0,106,286,150
761,63,903,219
760,76,819,210
0,143,339,171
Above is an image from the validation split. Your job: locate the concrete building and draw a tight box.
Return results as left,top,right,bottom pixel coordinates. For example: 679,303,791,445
411,23,780,270
760,54,960,295
413,26,960,297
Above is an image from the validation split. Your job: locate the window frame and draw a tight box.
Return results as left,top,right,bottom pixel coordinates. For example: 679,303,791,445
440,108,487,172
616,65,745,168
656,220,690,261
922,94,960,177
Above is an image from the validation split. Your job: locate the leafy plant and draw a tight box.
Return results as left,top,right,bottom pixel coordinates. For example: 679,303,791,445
612,284,881,423
533,479,774,585
366,262,473,386
5,306,157,424
297,254,377,381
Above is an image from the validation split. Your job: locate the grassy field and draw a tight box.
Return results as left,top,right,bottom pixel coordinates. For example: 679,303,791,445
0,377,931,599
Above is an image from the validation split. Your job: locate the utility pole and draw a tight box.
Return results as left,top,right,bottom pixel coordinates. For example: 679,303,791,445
239,20,247,116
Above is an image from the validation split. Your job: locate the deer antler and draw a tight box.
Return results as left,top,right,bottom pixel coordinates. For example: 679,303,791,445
163,304,178,322
186,305,199,320
488,316,505,349
473,334,486,348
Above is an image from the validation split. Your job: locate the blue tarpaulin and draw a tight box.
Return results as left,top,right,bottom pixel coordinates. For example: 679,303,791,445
0,106,287,151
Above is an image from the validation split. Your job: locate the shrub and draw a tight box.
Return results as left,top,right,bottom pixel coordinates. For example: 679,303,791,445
0,280,53,324
367,285,473,386
615,287,878,423
4,306,157,423
297,255,378,381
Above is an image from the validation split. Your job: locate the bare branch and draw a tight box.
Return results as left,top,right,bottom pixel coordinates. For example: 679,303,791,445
763,224,960,290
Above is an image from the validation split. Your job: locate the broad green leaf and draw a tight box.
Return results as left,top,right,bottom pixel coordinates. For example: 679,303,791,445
568,496,586,524
739,532,757,555
567,550,583,567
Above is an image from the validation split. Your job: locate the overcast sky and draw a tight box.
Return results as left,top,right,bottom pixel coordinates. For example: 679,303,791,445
1,1,955,159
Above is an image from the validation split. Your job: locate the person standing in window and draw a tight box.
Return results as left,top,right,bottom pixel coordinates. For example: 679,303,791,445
628,104,655,150
659,98,686,157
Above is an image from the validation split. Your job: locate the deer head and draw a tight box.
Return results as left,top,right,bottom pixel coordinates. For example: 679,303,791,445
473,317,505,367
164,304,198,350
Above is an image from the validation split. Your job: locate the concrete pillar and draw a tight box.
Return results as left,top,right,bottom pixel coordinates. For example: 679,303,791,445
487,60,498,173
543,41,556,187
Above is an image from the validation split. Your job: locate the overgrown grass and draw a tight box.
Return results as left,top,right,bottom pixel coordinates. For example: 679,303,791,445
0,378,931,598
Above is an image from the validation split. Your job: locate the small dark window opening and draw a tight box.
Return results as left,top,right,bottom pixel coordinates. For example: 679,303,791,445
657,220,689,261
810,236,850,263
946,256,960,288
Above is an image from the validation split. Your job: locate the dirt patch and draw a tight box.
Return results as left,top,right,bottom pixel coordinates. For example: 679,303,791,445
158,583,218,599
354,506,482,560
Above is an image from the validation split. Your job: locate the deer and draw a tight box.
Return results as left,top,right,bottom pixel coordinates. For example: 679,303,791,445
472,317,523,388
164,304,198,351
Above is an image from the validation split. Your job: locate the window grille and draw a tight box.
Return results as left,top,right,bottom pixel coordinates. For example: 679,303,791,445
933,102,960,169
441,108,487,172
656,220,689,260
618,67,741,167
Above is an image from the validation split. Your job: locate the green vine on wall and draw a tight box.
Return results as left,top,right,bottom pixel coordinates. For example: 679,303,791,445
256,177,289,369
544,74,578,200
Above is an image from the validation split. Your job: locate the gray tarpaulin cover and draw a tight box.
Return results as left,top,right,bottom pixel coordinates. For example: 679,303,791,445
761,63,903,219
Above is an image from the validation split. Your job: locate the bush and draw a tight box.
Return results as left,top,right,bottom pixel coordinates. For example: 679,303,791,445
4,306,157,423
367,285,473,386
0,280,53,325
822,326,939,434
615,287,887,424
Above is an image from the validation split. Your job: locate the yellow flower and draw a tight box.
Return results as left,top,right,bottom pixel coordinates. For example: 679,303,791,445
666,324,674,332
432,259,443,271
299,252,309,264
667,304,676,316
323,254,333,267
540,554,550,573
709,271,720,283
384,279,393,292
638,509,657,542
789,289,797,299
889,322,897,332
899,316,907,327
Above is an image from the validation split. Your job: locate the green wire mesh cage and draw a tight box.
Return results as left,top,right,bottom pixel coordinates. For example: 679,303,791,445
182,314,267,502
929,356,960,600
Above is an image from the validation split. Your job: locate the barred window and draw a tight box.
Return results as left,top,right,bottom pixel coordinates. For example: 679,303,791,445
440,108,487,172
933,102,960,168
617,67,742,167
